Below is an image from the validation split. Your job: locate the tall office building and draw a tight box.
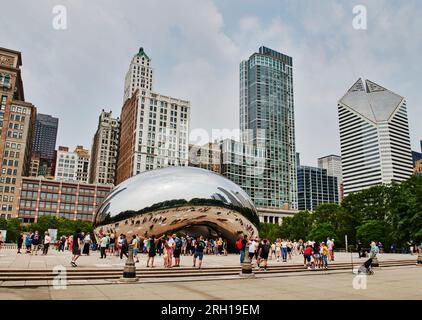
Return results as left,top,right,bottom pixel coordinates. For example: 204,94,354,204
55,145,90,183
30,113,58,178
89,110,119,185
239,46,297,210
338,78,413,196
123,47,153,102
318,154,342,200
116,48,190,185
297,165,339,211
32,113,58,160
0,47,37,219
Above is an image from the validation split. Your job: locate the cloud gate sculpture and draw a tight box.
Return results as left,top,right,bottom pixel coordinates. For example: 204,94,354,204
93,167,259,247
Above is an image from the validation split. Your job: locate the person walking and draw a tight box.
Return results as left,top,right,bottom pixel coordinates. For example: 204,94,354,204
42,231,51,255
193,236,206,269
321,242,329,269
281,239,288,262
238,234,248,264
31,231,40,255
0,231,4,251
258,239,270,271
100,234,109,259
83,233,91,256
17,233,24,254
147,235,161,267
131,235,139,263
275,239,282,262
120,234,128,259
25,232,32,253
173,234,182,267
71,229,83,267
59,235,66,252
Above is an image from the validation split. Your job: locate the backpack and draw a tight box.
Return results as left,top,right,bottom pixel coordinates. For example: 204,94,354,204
198,240,205,250
236,239,243,250
175,238,182,249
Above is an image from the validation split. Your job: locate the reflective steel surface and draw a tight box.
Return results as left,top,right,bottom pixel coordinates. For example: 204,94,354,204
94,166,258,227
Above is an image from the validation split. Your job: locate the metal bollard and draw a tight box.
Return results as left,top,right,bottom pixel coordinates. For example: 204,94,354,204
240,244,255,278
120,244,138,282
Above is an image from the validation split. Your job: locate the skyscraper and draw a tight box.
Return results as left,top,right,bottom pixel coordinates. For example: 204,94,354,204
0,47,37,219
123,47,153,102
239,46,297,210
318,154,342,200
116,47,190,185
32,113,58,160
297,165,338,211
338,78,413,196
89,110,119,185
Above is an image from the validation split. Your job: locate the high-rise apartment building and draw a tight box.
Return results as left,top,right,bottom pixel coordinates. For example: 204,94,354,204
116,48,190,185
318,154,342,200
89,110,119,185
32,113,58,160
239,46,297,210
297,165,339,211
0,47,37,219
55,146,90,183
188,142,221,174
30,113,58,178
338,78,413,196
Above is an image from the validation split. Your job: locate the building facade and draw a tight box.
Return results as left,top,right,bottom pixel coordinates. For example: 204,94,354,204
32,113,58,160
188,142,221,174
55,146,90,183
123,47,153,102
116,48,190,185
297,165,339,211
318,154,342,201
0,47,37,219
338,78,413,196
18,177,112,223
239,46,297,210
89,110,119,185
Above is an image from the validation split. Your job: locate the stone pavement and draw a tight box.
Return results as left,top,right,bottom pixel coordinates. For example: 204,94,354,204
0,247,415,270
0,266,421,299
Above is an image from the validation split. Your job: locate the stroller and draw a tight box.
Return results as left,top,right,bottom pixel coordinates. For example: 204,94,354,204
357,257,374,275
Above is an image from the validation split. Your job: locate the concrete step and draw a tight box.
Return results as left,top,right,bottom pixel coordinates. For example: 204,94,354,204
0,260,416,281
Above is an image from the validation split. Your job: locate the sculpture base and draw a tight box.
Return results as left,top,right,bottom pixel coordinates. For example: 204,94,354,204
119,276,139,283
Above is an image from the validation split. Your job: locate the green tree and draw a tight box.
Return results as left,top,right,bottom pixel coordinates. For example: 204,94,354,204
280,211,314,240
258,222,283,241
307,223,338,243
356,220,389,247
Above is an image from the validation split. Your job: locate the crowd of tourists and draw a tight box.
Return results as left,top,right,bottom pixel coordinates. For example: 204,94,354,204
236,236,337,271
96,233,228,269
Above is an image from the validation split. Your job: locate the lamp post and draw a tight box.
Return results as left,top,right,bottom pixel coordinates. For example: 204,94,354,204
120,244,138,282
240,242,255,278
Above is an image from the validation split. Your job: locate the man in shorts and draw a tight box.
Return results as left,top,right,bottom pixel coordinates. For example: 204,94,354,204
71,229,83,267
173,234,182,267
258,239,270,270
193,236,206,269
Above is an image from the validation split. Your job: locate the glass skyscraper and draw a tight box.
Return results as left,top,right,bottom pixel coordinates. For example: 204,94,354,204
239,46,297,210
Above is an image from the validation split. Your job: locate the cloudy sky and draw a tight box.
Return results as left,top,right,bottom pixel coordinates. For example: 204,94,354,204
1,0,421,166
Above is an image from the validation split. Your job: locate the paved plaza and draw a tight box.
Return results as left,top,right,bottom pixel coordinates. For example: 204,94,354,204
0,247,416,269
0,266,420,300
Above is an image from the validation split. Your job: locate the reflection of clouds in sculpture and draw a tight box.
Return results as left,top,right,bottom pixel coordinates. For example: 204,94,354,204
94,166,258,226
